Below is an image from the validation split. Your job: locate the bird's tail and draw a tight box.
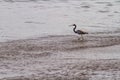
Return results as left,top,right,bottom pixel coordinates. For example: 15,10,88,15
84,32,88,34
85,32,88,34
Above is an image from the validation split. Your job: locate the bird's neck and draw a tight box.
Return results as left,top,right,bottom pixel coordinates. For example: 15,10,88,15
73,25,77,33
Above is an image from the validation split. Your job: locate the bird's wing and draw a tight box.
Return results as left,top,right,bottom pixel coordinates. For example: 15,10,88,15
77,30,88,34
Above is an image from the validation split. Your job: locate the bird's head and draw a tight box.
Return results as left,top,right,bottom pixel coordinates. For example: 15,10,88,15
69,24,76,27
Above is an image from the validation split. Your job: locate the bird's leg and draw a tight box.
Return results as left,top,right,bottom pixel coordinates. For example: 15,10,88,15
81,34,84,40
78,37,80,40
78,35,84,41
77,35,81,40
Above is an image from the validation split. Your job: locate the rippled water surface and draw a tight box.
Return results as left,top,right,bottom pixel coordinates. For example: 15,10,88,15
0,0,120,42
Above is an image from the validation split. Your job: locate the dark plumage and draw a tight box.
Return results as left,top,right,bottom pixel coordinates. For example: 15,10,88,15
70,24,88,40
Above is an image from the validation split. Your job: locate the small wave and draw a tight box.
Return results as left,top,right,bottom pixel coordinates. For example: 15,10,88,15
24,21,45,24
3,0,39,2
98,10,110,13
95,2,112,4
81,5,90,8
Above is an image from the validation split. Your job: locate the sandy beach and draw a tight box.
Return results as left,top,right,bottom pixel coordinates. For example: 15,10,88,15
0,34,120,80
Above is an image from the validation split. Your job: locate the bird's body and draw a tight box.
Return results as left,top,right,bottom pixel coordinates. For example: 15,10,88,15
70,24,88,40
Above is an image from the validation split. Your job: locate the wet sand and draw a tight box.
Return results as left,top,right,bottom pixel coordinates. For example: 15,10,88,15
0,34,120,80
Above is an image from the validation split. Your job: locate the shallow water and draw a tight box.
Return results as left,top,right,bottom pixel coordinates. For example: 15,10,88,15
0,0,120,42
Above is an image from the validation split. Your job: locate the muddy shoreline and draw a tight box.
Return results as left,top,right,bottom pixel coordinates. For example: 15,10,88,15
1,59,120,80
0,35,120,80
1,34,120,52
